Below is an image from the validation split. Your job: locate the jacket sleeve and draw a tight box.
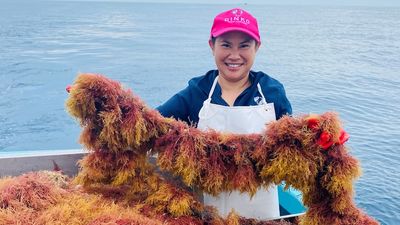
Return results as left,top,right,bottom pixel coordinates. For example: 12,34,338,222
258,73,293,119
156,86,192,124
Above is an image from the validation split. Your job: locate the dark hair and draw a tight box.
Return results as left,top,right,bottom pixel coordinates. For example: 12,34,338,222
211,36,216,44
210,36,259,48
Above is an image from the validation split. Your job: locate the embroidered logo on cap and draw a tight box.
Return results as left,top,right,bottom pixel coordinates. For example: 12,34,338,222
224,9,250,25
232,9,243,16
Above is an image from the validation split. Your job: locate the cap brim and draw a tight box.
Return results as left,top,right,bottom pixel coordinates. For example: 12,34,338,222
211,27,260,43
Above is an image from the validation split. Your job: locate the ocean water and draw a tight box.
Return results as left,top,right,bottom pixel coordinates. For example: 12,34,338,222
0,1,399,224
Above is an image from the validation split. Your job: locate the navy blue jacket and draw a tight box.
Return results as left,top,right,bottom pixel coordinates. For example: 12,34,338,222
157,70,292,126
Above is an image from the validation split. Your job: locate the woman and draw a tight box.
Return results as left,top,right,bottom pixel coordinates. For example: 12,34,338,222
157,8,292,220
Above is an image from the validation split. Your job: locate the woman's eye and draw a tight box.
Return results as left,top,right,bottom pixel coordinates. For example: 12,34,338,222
240,44,250,48
221,44,230,48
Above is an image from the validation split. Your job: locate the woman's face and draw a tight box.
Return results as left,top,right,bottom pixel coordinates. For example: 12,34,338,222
209,31,259,83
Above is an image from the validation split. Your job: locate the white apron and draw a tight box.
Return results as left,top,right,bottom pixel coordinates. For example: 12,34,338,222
197,76,280,220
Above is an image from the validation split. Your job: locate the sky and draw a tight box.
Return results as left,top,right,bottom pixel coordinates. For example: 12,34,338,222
59,0,400,7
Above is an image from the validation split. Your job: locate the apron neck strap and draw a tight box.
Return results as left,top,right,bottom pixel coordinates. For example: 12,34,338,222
257,83,268,104
208,76,219,100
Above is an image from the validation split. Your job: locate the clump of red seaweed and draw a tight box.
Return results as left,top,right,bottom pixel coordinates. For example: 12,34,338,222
0,171,67,224
65,73,378,225
0,73,379,225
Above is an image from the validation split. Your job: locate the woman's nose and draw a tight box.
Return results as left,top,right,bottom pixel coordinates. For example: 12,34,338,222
228,48,241,60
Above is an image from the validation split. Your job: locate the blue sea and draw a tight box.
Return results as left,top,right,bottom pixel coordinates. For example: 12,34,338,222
0,1,399,224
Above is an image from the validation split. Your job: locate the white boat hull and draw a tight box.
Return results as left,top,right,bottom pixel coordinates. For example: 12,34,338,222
0,149,86,177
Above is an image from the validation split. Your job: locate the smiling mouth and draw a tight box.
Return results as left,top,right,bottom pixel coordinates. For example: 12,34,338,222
226,63,243,68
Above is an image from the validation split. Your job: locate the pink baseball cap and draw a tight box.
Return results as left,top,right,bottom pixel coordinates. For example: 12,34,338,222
210,8,261,43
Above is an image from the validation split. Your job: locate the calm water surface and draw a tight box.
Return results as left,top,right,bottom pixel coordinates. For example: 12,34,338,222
0,1,399,224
